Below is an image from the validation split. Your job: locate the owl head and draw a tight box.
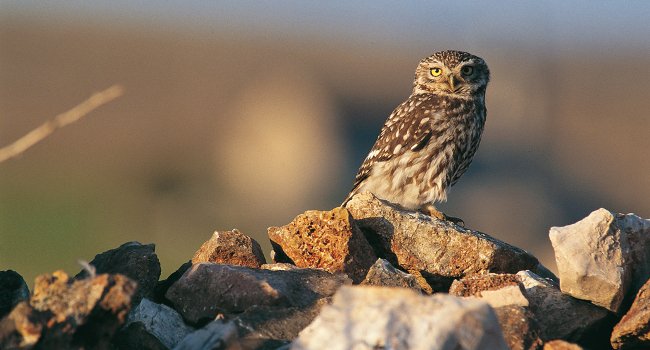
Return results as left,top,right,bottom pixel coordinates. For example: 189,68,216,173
413,50,490,97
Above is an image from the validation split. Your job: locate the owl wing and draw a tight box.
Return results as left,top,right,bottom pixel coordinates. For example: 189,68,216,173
343,95,439,204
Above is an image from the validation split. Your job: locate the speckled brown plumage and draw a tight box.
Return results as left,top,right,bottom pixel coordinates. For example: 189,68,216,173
343,50,490,214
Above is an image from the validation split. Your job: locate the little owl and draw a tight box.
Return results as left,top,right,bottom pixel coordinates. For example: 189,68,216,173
342,50,490,222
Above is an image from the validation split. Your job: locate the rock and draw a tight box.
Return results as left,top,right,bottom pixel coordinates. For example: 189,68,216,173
449,273,529,308
516,270,609,342
233,301,327,350
0,270,29,318
192,229,266,268
76,241,161,305
174,320,241,350
361,258,422,291
0,270,136,349
345,192,539,291
166,263,350,324
543,340,584,350
611,278,650,349
121,298,194,349
268,207,377,283
292,285,509,350
550,209,650,313
153,260,192,306
494,305,544,350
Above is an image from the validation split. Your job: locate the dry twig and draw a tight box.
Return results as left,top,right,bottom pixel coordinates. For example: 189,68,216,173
0,84,124,163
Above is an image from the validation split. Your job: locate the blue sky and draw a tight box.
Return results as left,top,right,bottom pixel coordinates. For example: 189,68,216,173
4,1,650,51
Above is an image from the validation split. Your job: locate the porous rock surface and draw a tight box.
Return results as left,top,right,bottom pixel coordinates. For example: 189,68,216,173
494,305,544,350
550,208,650,313
268,206,377,283
0,270,135,349
449,273,529,308
292,285,509,350
611,277,650,349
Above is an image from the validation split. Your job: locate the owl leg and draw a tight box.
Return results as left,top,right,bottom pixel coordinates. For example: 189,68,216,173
420,204,465,226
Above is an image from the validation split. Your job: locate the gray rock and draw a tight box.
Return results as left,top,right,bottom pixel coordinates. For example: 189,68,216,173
0,270,29,319
292,285,509,350
166,263,350,324
516,270,609,341
124,298,194,349
361,258,422,291
75,241,161,305
192,229,266,268
345,192,539,291
494,305,543,350
174,320,241,350
550,209,650,313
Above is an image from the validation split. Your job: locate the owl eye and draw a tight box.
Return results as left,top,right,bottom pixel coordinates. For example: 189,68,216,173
430,67,443,77
461,66,474,76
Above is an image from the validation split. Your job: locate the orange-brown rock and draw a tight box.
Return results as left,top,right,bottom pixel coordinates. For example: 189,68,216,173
611,278,650,349
543,340,583,350
268,207,376,283
192,229,266,268
494,305,544,350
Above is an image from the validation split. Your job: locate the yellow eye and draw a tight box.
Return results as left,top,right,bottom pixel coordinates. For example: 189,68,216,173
461,66,474,76
430,67,443,77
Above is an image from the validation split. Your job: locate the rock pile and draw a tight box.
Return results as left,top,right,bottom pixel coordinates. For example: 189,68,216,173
1,192,650,349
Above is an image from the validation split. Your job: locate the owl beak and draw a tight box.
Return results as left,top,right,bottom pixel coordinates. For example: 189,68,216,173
447,75,457,92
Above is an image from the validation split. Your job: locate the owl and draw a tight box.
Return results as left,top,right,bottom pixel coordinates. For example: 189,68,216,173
342,50,490,222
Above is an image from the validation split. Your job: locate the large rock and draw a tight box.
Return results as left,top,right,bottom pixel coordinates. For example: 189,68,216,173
493,305,543,350
0,270,29,319
166,263,350,324
292,285,509,350
550,209,650,313
543,340,583,350
449,273,529,308
192,229,266,268
611,277,650,349
345,192,539,290
76,241,161,305
121,298,194,349
0,270,136,349
361,258,422,292
268,207,377,283
516,270,610,342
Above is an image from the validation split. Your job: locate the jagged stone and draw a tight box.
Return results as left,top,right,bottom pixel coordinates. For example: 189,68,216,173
292,285,509,350
550,209,650,313
516,270,609,342
494,305,543,350
449,273,528,308
234,300,328,350
361,258,422,291
166,263,350,324
0,270,29,319
543,340,583,350
174,320,241,350
76,241,161,305
192,229,266,268
611,278,650,349
268,207,377,283
0,270,136,349
345,192,539,291
121,298,194,349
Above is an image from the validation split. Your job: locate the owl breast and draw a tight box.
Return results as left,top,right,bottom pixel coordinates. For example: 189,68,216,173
356,96,485,210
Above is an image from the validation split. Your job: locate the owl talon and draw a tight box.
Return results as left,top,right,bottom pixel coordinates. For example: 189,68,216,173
420,205,465,226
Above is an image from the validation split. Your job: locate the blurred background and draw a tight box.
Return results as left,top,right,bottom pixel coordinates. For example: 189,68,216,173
1,1,649,285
